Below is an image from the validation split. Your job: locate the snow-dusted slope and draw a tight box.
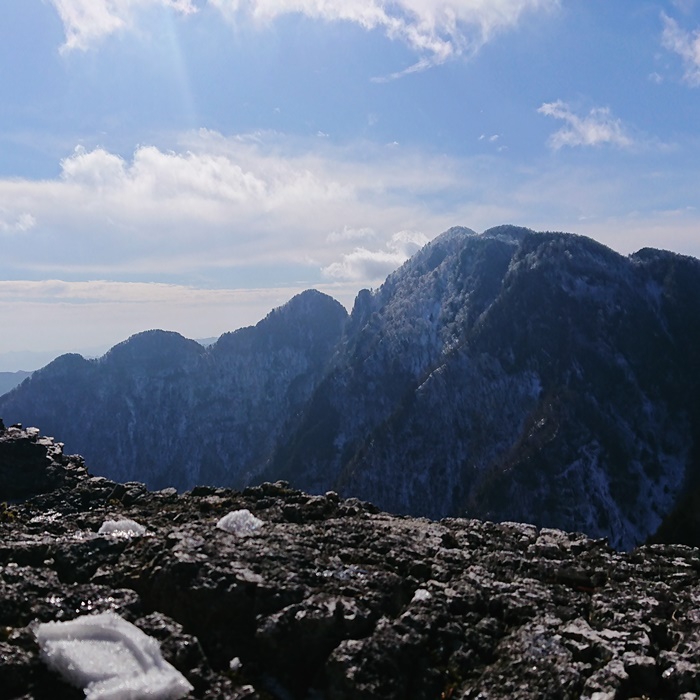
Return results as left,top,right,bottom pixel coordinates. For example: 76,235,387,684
268,227,700,549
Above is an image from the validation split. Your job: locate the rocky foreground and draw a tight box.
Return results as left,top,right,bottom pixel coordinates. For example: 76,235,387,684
1,423,700,699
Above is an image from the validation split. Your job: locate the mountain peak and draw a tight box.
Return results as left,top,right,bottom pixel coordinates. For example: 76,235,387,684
101,329,204,370
437,225,478,241
482,224,535,242
269,288,348,321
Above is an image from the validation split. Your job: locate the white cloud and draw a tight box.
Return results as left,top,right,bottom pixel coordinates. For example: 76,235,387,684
265,0,557,72
661,13,700,86
52,135,352,234
61,146,128,187
50,0,559,67
322,229,428,282
49,0,198,52
321,247,407,282
538,100,633,150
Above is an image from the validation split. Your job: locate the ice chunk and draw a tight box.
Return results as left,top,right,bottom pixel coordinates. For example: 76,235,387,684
36,611,193,699
411,588,432,603
98,519,147,538
216,509,263,536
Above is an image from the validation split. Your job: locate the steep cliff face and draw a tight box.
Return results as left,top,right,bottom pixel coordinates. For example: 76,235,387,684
0,289,348,490
1,226,699,549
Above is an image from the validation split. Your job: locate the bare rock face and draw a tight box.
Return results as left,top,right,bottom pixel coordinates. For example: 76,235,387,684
2,426,700,699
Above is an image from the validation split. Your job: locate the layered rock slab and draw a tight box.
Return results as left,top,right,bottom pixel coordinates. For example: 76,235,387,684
1,425,700,699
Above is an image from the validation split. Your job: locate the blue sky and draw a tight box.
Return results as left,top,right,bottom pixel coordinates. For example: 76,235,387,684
1,0,699,369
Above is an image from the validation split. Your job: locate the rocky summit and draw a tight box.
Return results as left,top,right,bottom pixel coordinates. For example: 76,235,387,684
2,424,700,699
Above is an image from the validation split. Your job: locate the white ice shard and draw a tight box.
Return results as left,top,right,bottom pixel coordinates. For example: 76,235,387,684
35,611,193,699
216,509,263,536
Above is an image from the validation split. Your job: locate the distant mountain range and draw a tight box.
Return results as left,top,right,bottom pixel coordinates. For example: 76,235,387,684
2,225,699,550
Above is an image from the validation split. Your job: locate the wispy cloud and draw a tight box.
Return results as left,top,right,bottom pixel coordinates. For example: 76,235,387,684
671,0,697,16
661,12,700,86
326,226,377,244
538,101,634,150
219,0,560,75
50,0,559,70
0,279,273,304
48,0,197,52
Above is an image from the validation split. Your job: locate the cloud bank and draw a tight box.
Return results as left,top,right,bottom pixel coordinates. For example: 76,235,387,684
1,126,696,291
0,130,469,286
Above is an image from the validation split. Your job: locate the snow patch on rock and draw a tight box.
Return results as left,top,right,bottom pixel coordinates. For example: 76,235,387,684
98,519,147,538
35,611,193,699
411,588,432,603
216,509,264,536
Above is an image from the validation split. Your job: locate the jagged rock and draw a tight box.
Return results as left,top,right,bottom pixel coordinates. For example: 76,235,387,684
0,424,87,501
2,426,700,699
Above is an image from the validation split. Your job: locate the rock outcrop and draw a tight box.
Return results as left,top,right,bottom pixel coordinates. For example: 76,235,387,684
2,424,700,699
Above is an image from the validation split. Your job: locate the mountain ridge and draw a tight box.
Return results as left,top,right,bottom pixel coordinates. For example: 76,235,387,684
2,225,699,550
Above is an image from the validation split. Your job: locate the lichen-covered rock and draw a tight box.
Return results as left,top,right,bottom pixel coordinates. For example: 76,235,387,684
1,426,700,698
